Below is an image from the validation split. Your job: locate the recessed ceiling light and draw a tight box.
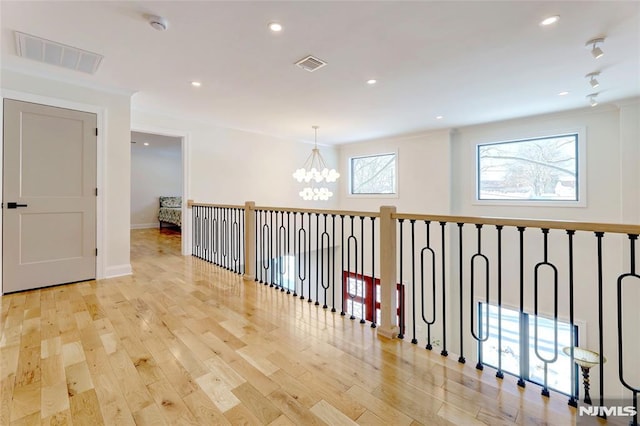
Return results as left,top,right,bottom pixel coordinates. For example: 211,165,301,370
191,81,201,87
367,79,377,85
143,142,150,146
540,15,560,26
558,91,569,96
435,115,444,120
269,22,283,32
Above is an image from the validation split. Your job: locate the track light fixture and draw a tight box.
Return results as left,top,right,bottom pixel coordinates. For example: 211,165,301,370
585,72,600,88
585,37,605,59
587,93,598,107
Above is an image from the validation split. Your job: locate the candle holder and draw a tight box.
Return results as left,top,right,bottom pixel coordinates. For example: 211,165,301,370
563,346,606,405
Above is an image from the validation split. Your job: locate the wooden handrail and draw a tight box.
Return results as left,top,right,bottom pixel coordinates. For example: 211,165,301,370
188,201,245,209
253,205,380,218
392,213,640,235
188,201,639,235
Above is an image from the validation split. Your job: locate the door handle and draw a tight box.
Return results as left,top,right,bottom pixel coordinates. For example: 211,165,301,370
7,202,28,209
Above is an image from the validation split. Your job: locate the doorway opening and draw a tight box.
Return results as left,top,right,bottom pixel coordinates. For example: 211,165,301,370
130,130,185,256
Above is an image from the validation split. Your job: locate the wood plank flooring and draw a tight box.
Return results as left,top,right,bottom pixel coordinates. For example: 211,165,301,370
0,228,604,425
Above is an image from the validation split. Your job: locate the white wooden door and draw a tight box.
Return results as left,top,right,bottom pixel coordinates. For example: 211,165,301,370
3,99,97,293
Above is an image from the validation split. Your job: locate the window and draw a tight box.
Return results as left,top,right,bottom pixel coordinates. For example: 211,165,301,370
477,134,578,201
272,255,295,291
342,271,404,331
480,303,577,395
350,153,396,195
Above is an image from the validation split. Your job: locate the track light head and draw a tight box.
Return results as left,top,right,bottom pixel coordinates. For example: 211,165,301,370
585,37,605,59
585,72,600,88
587,93,599,107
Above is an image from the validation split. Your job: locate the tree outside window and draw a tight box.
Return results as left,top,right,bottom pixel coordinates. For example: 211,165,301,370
350,153,396,194
478,134,578,201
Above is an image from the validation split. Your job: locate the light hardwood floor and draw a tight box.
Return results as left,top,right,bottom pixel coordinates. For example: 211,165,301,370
0,228,607,425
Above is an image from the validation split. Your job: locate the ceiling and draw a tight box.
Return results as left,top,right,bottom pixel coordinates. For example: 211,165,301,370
1,1,639,145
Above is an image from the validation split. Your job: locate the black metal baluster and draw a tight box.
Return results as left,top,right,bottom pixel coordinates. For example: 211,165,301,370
534,229,558,397
191,206,199,257
458,223,465,363
254,210,262,282
198,205,202,259
203,207,208,261
340,215,345,316
371,217,376,327
233,209,239,273
617,234,639,426
331,214,337,313
229,208,233,270
410,220,418,344
257,210,262,283
224,208,229,270
471,224,490,371
214,206,218,265
268,210,274,286
262,211,270,285
359,216,366,324
421,221,436,350
293,211,299,297
286,212,291,294
308,213,313,302
213,207,218,266
440,222,448,357
517,227,526,388
228,208,232,270
197,206,202,259
276,211,288,291
398,219,405,339
219,208,224,267
297,212,306,299
320,214,330,308
234,208,238,272
567,230,577,406
315,213,320,305
595,232,605,417
191,206,195,255
241,208,245,274
347,216,358,320
496,225,504,379
222,207,229,269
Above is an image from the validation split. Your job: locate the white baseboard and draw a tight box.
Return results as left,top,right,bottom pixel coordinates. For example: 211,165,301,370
104,264,132,279
131,223,158,229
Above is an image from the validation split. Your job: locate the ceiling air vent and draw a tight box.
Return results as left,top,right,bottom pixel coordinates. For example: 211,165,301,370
15,31,103,74
295,55,327,72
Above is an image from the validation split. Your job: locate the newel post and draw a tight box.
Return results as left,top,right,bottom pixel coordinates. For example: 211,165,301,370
243,201,256,281
378,205,399,339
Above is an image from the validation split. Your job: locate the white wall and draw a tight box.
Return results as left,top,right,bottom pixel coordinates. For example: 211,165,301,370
131,110,339,210
1,69,132,283
337,130,451,214
130,133,182,228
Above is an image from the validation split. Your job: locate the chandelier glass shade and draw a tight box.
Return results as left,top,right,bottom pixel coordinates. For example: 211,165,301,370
293,126,339,200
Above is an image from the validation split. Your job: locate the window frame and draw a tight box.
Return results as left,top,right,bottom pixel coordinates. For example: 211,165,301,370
474,129,586,207
478,301,580,396
348,152,398,198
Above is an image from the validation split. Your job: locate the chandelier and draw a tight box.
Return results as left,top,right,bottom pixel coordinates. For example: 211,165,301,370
293,126,340,200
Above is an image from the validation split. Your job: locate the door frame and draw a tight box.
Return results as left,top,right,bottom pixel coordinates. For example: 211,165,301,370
0,89,106,294
130,123,191,256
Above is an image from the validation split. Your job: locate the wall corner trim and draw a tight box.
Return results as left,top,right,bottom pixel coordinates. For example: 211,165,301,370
103,264,133,279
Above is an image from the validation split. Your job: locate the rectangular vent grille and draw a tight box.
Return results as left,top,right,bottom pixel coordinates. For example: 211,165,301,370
295,55,327,72
15,31,103,74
